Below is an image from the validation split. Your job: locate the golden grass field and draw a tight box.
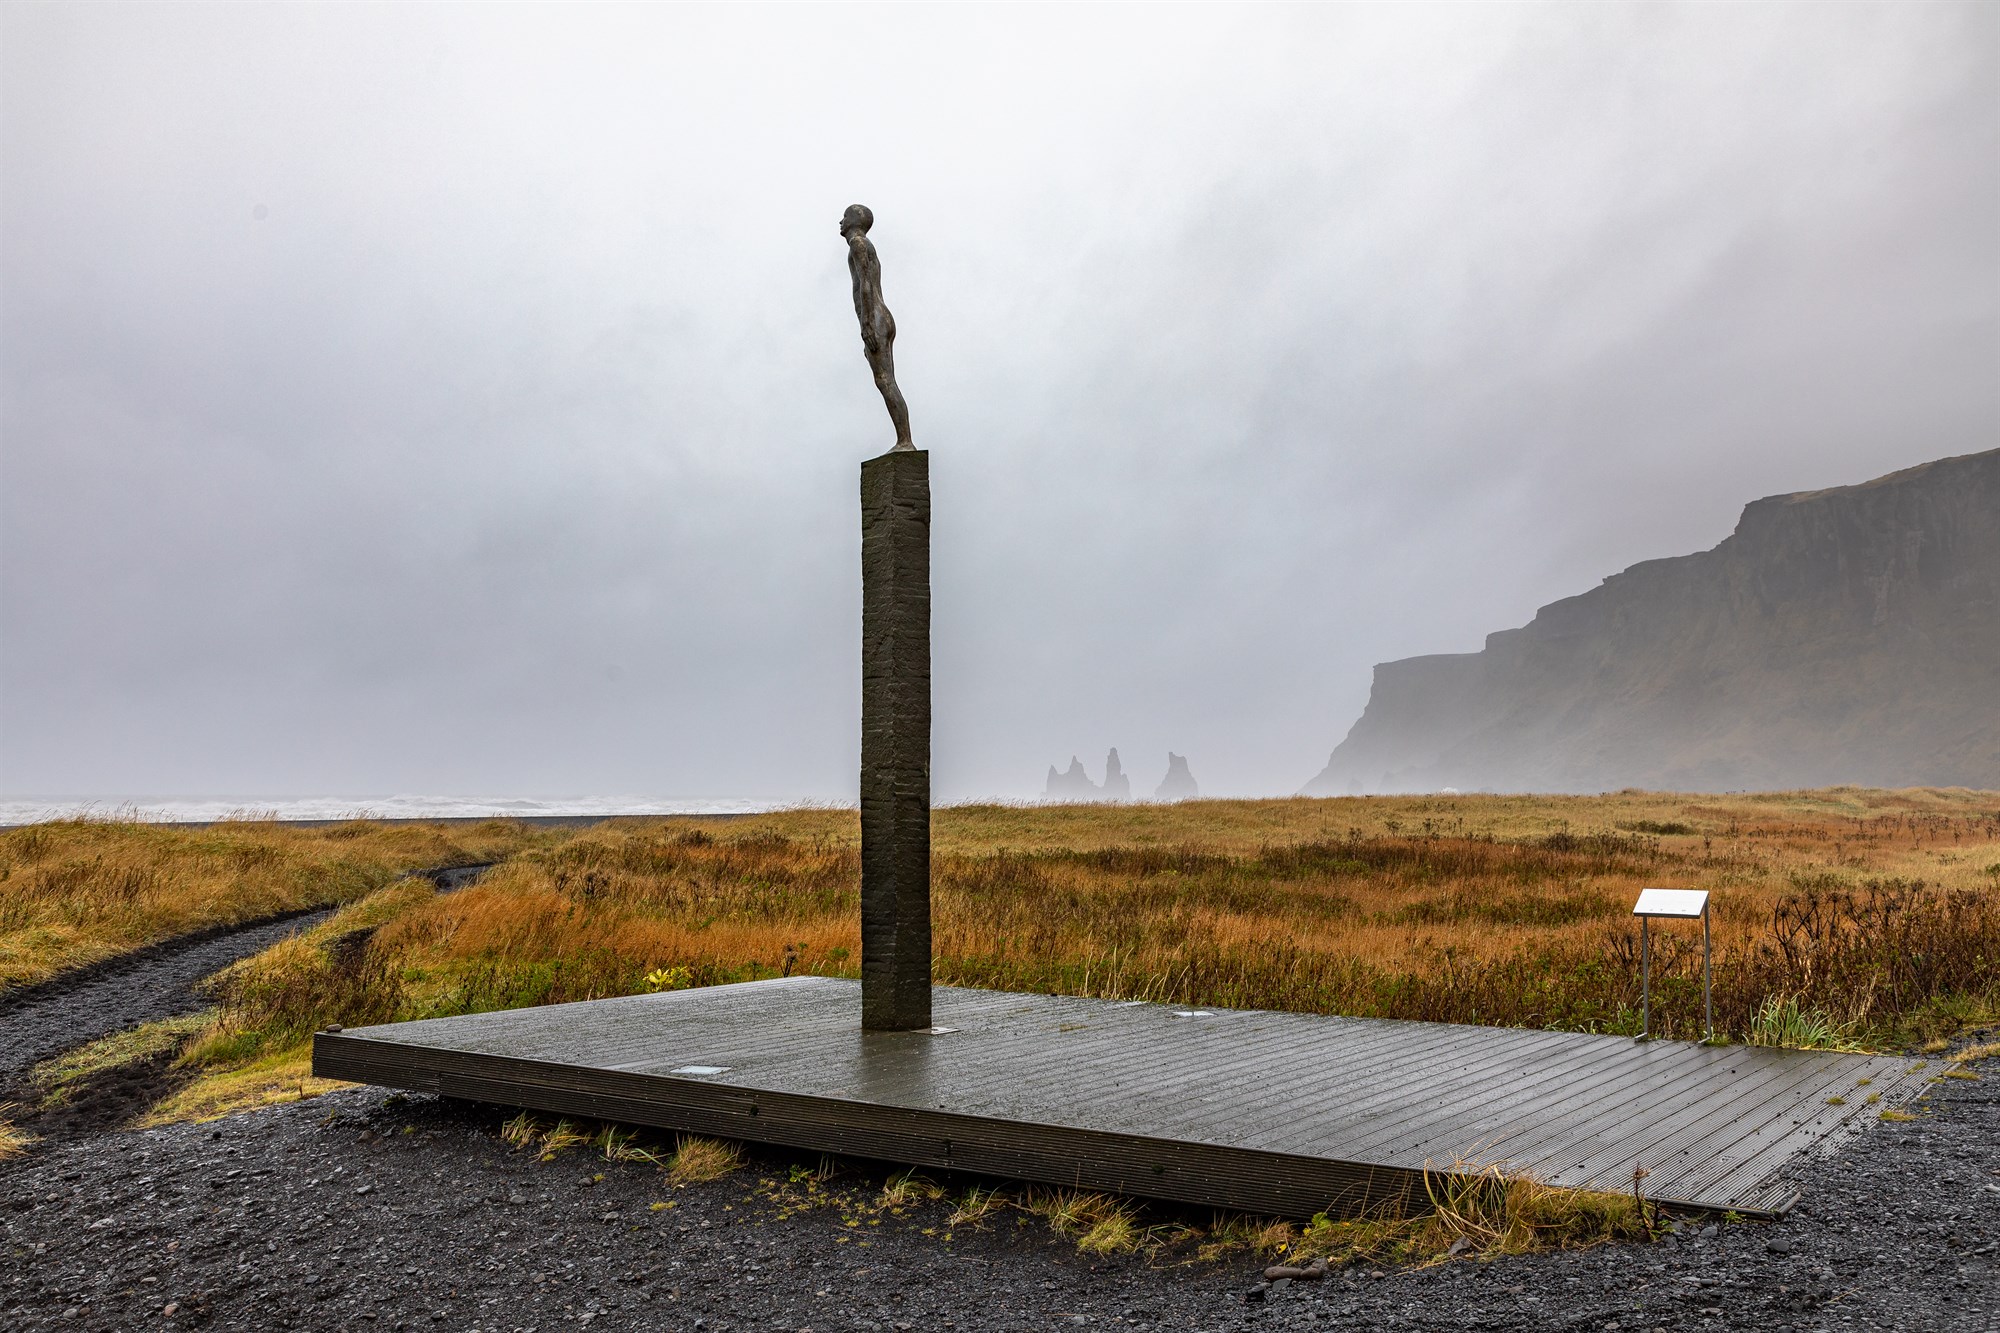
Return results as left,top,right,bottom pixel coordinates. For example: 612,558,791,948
5,787,1997,1127
0,817,561,989
362,787,2000,1040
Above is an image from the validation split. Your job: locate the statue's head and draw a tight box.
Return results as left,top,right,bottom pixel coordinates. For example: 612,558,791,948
839,204,874,237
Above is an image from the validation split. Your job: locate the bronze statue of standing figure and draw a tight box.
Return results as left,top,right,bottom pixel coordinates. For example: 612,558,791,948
841,204,915,451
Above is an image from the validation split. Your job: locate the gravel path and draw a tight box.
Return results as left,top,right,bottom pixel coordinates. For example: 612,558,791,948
3,1033,1993,1332
0,865,492,1089
1,912,332,1089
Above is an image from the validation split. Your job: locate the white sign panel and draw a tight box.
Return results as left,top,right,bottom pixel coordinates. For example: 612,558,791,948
1633,887,1709,918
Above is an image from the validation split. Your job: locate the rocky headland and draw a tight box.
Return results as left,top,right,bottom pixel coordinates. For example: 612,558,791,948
1305,449,2000,795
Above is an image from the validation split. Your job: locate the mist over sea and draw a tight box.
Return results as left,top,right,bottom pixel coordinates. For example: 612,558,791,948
0,796,786,826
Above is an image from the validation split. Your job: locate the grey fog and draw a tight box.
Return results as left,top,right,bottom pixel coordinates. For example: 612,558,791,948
1,2,1993,807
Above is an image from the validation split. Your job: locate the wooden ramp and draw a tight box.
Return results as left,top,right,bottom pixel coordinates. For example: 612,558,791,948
313,977,1931,1219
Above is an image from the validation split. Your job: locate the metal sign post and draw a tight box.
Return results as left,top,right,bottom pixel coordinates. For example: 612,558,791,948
1632,888,1712,1042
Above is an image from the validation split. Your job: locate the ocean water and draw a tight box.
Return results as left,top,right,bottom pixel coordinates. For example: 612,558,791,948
0,795,789,826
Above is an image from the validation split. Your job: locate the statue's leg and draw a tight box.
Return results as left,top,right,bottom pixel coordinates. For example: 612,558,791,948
872,356,914,449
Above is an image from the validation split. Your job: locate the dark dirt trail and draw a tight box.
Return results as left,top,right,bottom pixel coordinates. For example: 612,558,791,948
0,864,492,1127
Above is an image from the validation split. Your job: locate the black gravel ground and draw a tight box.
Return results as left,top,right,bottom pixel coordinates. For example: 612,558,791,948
3,1033,1994,1333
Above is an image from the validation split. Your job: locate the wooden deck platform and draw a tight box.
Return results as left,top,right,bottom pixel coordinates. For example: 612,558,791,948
312,977,1932,1219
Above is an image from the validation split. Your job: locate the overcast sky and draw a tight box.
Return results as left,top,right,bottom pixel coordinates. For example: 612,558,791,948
2,2,1994,802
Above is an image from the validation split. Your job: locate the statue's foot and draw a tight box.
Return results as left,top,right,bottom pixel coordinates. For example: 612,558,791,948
891,440,917,452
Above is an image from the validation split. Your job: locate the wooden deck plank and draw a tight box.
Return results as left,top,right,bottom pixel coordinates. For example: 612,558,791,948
1431,1041,1825,1178
1298,1027,1674,1166
1531,1049,1864,1209
1302,1030,1664,1164
1172,1012,1502,1136
313,977,1902,1220
1715,1061,1932,1215
1232,1021,1593,1144
1249,1022,1622,1141
962,1000,1329,1121
1640,1055,1931,1210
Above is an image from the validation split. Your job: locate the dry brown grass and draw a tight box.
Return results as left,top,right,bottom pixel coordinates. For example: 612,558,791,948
351,787,1997,1045
1296,1162,1655,1267
138,1050,351,1126
0,1106,37,1161
948,1183,1009,1226
74,788,1997,1130
878,1168,946,1209
0,817,563,991
666,1135,742,1183
1021,1188,1146,1253
498,1113,747,1189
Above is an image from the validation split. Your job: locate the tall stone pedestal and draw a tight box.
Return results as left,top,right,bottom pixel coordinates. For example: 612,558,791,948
859,449,931,1030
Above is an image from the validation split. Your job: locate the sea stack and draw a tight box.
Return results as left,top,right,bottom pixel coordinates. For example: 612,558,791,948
1040,749,1134,801
1101,748,1132,801
1155,753,1199,801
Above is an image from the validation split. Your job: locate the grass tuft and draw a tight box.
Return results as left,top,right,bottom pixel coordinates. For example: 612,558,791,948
948,1184,1010,1226
879,1169,945,1209
499,1111,540,1151
1195,1214,1298,1262
1022,1189,1146,1254
0,1106,38,1160
1746,995,1862,1052
535,1119,591,1161
667,1135,742,1184
1077,1205,1143,1255
596,1124,668,1166
1299,1162,1653,1267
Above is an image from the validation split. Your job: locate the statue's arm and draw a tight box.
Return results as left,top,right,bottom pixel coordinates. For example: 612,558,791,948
854,238,886,296
849,237,892,344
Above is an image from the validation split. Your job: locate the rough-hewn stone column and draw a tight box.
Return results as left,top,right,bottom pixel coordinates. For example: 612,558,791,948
860,448,931,1030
